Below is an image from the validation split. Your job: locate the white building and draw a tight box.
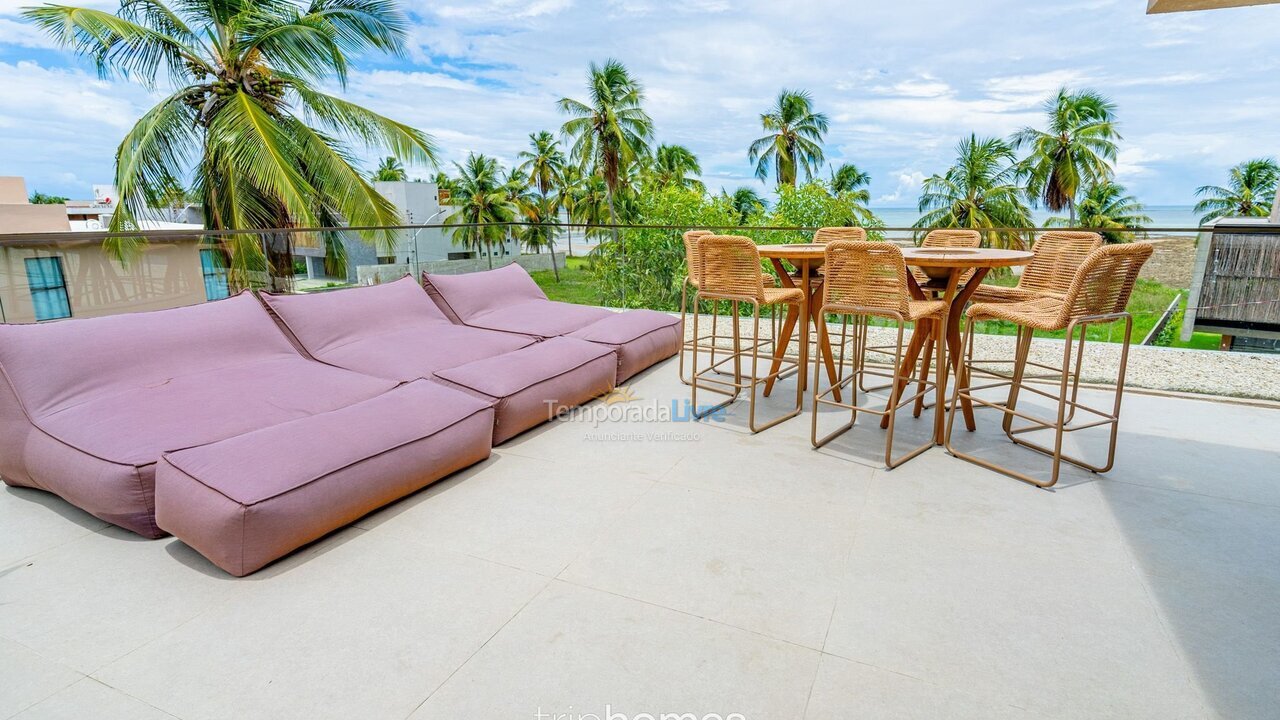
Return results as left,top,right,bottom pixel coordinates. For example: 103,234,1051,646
372,181,518,266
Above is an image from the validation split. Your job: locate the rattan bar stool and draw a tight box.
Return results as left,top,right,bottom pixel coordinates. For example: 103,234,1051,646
944,243,1154,488
963,231,1103,420
784,226,865,278
811,241,948,468
770,227,867,365
910,228,983,289
679,230,779,385
678,230,715,385
857,229,982,402
969,231,1102,304
905,229,985,415
691,235,805,433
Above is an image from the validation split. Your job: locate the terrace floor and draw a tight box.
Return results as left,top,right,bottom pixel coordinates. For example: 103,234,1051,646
2,357,1278,720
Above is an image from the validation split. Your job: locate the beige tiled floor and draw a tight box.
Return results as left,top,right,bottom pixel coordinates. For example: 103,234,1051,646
2,356,1278,720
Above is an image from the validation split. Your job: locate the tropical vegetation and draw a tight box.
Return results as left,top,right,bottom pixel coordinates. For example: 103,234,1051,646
1194,158,1278,223
515,131,567,278
1047,181,1150,243
28,191,69,204
559,59,654,251
749,90,829,188
726,187,765,224
444,153,514,269
915,134,1034,249
651,144,704,192
24,0,437,290
829,163,871,200
372,157,408,182
1013,88,1121,224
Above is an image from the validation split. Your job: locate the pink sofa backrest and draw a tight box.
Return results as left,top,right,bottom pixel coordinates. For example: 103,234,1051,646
259,276,451,357
422,263,548,323
0,292,298,419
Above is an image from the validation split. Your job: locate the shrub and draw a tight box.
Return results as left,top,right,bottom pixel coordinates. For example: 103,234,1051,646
592,184,736,309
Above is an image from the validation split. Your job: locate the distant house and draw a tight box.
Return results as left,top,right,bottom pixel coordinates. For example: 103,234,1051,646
371,180,518,267
0,176,228,324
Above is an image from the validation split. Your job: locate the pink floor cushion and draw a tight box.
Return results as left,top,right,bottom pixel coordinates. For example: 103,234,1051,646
423,264,614,337
259,277,534,378
155,381,493,576
0,293,396,538
433,338,617,444
422,263,547,323
567,311,683,383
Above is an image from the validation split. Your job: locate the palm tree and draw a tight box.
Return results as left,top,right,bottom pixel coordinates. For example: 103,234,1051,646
651,144,704,191
432,171,456,204
559,59,654,251
729,186,765,224
24,0,437,291
445,153,514,269
829,162,871,199
1194,158,1279,224
516,130,565,277
571,173,612,252
520,195,561,280
1013,88,1120,224
557,165,583,258
748,89,828,188
28,191,69,204
148,173,191,222
372,156,407,182
916,134,1033,249
1048,181,1150,243
517,131,566,198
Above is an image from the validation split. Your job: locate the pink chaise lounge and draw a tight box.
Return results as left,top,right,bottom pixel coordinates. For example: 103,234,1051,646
422,264,681,382
259,277,617,444
0,293,495,578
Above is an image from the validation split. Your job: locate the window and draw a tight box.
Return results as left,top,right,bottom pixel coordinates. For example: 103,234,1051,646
200,248,230,301
25,257,71,321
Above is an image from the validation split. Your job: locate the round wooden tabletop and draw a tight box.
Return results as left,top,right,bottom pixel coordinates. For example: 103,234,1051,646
756,243,825,261
901,246,1032,268
756,243,1032,268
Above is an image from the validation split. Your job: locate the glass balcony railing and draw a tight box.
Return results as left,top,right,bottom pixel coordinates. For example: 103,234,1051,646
4,222,1271,354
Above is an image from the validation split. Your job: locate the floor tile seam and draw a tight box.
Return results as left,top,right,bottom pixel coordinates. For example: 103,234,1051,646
551,576,828,654
400,575,557,720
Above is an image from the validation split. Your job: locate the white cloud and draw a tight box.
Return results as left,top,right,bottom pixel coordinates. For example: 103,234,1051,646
0,18,56,48
1115,147,1163,180
876,171,927,205
2,0,1279,204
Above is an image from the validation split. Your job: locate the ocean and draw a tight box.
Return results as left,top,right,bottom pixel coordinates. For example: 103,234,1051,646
872,205,1203,238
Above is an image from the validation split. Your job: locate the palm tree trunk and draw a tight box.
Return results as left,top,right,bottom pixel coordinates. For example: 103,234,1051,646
549,237,560,282
265,231,294,293
1271,185,1280,224
606,190,621,255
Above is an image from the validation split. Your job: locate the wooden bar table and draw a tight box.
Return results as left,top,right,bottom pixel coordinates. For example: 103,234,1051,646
756,244,842,402
891,247,1033,443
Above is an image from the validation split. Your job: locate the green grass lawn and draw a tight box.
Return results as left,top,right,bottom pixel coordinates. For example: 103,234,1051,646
531,256,1221,350
976,275,1219,349
529,256,604,306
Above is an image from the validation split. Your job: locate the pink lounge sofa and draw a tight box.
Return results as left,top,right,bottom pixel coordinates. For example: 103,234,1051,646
156,380,493,576
0,293,405,538
259,277,617,444
422,264,682,382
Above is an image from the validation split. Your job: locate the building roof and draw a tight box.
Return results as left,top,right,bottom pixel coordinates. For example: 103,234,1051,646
1148,0,1280,12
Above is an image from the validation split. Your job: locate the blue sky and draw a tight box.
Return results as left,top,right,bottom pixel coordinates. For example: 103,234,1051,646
0,0,1277,206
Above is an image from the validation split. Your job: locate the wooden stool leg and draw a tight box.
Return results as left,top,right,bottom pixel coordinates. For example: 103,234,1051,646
913,332,934,418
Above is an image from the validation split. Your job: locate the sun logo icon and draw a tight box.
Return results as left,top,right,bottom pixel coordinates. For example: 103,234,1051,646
602,386,639,405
